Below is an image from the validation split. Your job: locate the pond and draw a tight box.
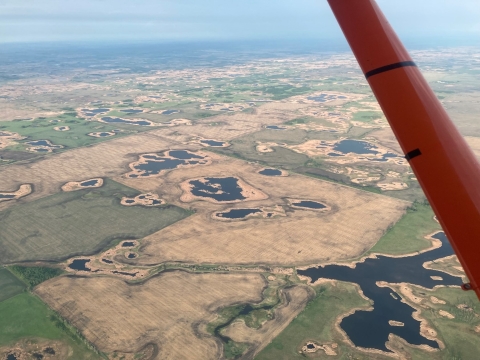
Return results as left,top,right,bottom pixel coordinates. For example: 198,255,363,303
200,139,227,147
216,208,261,219
162,110,179,115
0,194,16,199
80,179,99,187
122,241,135,247
128,150,207,178
259,168,282,176
297,232,462,352
327,152,344,157
291,200,327,210
307,94,347,102
266,125,286,130
189,177,245,202
101,117,152,126
120,109,144,114
369,152,400,162
82,108,110,117
332,140,380,155
69,259,91,271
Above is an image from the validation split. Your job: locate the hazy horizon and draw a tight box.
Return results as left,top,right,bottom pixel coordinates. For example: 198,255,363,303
1,0,480,46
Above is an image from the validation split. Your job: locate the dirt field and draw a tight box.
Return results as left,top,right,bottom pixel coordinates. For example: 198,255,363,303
118,154,409,266
222,285,314,359
35,271,266,359
0,129,189,212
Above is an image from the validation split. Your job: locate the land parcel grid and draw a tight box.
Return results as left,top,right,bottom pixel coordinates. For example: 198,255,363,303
36,271,266,359
119,154,409,266
0,179,190,264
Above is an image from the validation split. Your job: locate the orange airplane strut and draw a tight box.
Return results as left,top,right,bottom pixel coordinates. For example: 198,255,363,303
327,0,480,299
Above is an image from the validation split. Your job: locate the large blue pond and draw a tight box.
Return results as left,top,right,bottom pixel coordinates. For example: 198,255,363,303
297,232,462,352
189,177,245,202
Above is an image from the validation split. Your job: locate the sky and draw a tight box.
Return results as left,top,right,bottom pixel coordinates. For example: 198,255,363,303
1,0,479,45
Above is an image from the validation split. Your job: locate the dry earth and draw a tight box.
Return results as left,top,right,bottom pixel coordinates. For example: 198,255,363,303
36,271,266,359
118,155,409,266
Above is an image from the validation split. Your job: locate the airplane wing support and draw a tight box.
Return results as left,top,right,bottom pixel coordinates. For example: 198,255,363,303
327,0,480,299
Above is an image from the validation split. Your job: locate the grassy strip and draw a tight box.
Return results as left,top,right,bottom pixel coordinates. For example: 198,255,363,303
368,201,441,256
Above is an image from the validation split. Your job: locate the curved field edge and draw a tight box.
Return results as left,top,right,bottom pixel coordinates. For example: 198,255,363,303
367,201,441,256
0,178,192,264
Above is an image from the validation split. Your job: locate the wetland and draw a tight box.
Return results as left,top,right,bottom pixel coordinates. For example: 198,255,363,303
297,232,463,353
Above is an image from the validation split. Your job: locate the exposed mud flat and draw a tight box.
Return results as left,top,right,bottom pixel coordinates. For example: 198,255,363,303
26,139,64,153
121,193,165,207
0,131,26,149
65,240,148,280
88,131,116,138
61,178,104,191
53,126,70,131
0,184,32,202
213,205,286,221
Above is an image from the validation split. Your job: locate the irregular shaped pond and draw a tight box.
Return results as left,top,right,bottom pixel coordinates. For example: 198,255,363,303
200,139,227,147
189,177,245,202
122,241,135,247
82,108,110,117
69,259,91,271
216,208,261,219
297,232,462,352
333,140,379,155
127,150,209,178
101,117,152,126
80,179,99,187
259,168,282,176
266,125,286,130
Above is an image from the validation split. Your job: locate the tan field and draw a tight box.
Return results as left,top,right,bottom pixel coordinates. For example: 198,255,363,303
0,129,189,211
117,154,409,266
35,271,266,359
222,285,314,359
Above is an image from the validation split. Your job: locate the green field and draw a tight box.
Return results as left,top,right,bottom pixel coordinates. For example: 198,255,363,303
255,282,374,360
0,179,191,264
0,292,101,359
0,268,26,302
0,112,145,157
368,202,441,256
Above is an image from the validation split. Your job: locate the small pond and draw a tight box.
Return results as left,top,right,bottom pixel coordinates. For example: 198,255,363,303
200,139,227,147
332,140,379,155
259,168,282,176
216,208,261,219
291,200,327,210
162,110,179,115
